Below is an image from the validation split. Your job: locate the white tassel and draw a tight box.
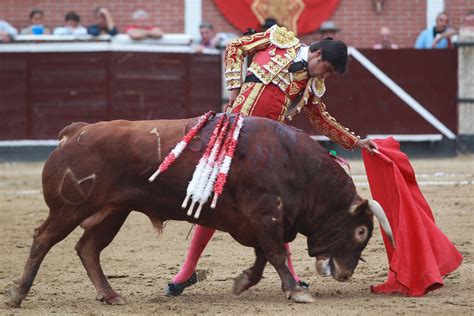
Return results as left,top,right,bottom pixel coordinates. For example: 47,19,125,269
194,203,204,219
182,159,207,208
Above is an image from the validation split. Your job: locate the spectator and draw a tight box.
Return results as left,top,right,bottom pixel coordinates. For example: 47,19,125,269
53,11,87,36
195,22,227,52
87,7,118,36
373,26,399,49
415,12,454,49
0,19,18,43
462,10,474,30
433,10,474,46
21,9,50,35
317,21,340,39
126,9,163,40
198,22,220,48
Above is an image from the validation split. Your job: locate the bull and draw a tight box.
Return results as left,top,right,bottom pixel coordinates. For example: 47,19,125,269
8,114,393,307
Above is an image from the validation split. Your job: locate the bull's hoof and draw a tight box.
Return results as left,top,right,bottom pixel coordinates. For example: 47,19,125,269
232,272,251,295
164,272,197,297
5,287,23,308
96,293,127,305
286,289,316,303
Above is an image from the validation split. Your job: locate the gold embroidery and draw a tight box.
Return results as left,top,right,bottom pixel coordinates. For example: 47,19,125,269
289,82,301,96
312,78,326,97
269,26,299,48
240,82,254,94
241,83,265,115
249,63,273,84
231,94,245,110
278,95,292,121
293,70,309,81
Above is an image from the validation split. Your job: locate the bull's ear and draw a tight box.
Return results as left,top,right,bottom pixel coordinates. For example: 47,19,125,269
349,199,369,215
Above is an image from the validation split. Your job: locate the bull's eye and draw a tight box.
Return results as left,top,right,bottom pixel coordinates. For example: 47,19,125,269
354,226,368,243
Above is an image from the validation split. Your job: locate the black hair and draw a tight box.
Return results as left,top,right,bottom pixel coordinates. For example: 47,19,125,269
309,38,348,74
261,18,277,31
200,22,214,30
29,9,44,19
65,11,80,22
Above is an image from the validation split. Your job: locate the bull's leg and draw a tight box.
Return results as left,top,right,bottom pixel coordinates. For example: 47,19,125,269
248,210,315,303
7,212,82,308
75,210,130,305
233,247,267,295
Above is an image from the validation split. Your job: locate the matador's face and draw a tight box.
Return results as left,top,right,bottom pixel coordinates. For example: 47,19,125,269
307,50,335,80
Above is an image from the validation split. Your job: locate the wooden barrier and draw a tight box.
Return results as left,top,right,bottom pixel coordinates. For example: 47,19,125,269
0,45,457,140
0,44,222,140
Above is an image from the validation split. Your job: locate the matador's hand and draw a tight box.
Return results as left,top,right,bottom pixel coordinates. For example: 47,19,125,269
356,138,378,154
227,88,240,109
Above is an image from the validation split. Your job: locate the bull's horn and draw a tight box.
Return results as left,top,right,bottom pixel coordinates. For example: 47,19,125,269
368,200,396,247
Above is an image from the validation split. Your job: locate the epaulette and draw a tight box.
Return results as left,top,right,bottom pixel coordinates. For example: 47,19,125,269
269,25,300,49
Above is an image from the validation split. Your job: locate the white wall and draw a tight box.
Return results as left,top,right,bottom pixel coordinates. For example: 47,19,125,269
184,0,202,43
426,0,445,28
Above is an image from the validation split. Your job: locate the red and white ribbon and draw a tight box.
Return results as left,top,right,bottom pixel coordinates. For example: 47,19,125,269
182,115,226,210
211,115,244,209
188,116,230,218
148,111,214,182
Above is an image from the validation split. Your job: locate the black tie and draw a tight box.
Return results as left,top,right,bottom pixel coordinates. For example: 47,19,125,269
288,60,308,73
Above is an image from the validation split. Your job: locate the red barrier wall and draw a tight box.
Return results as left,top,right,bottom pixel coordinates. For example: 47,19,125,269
0,51,222,140
0,48,457,140
291,48,458,137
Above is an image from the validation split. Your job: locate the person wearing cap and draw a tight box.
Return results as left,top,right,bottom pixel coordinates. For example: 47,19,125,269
318,21,340,39
165,24,378,297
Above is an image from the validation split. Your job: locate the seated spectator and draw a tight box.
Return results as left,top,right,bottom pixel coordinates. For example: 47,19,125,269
53,11,87,36
373,26,399,49
21,9,50,35
462,10,474,30
0,19,18,43
195,22,228,52
126,9,163,40
87,7,118,36
415,12,454,49
317,21,340,39
433,10,474,46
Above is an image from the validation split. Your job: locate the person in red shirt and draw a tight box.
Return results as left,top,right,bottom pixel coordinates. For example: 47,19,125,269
126,9,163,40
166,25,378,296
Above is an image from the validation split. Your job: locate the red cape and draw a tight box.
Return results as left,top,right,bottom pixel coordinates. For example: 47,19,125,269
362,138,463,296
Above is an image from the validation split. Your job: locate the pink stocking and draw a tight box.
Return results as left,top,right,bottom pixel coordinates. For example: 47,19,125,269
285,243,301,283
172,225,216,284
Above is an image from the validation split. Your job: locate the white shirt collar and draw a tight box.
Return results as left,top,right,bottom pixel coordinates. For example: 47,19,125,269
294,46,309,62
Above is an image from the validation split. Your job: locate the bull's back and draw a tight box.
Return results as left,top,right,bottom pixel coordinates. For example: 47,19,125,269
41,118,199,209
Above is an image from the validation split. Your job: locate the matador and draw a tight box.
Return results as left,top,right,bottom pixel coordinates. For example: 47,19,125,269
166,25,378,296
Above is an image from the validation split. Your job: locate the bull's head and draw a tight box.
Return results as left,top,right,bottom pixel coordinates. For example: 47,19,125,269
307,198,394,282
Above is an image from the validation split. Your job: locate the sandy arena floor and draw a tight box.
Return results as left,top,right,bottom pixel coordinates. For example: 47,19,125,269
0,157,473,315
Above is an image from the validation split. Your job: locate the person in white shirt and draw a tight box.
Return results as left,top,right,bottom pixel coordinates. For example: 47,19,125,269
0,19,18,43
53,11,87,36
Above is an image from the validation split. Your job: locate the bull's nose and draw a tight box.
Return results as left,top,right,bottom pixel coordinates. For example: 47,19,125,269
338,273,352,282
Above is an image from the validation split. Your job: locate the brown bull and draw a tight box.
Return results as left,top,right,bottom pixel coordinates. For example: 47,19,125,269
8,114,393,307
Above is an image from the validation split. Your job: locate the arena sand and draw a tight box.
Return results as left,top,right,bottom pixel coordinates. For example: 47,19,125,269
0,157,473,315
